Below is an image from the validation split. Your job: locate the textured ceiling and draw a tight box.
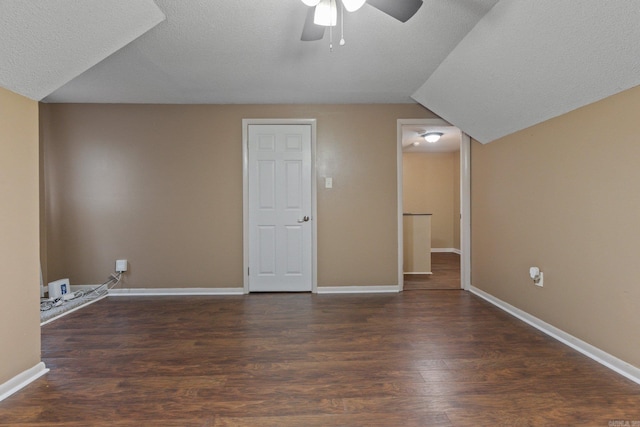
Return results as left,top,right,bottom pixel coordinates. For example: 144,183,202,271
0,0,165,101
412,0,640,143
41,0,498,104
2,1,638,145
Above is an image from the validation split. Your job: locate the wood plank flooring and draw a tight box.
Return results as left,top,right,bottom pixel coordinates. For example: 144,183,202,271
404,252,461,290
2,292,640,426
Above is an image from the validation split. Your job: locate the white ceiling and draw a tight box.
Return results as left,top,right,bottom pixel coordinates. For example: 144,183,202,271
1,1,639,144
412,0,640,143
0,0,165,101
0,0,498,104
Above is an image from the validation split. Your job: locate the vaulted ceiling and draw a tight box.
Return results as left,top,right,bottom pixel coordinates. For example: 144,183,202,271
1,0,639,144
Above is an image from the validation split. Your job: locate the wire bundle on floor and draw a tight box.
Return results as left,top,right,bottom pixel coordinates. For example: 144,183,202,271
40,272,122,324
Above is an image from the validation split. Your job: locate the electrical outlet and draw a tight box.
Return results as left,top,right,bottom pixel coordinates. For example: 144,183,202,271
534,272,544,287
116,259,128,273
529,267,543,287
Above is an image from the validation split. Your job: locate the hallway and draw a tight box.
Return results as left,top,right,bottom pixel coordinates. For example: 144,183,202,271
404,252,461,290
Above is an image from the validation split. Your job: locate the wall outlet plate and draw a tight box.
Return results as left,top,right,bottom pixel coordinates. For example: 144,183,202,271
116,259,128,272
534,272,544,287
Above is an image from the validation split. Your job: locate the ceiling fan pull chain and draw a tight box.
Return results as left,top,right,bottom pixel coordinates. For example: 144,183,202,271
329,23,333,51
340,2,346,46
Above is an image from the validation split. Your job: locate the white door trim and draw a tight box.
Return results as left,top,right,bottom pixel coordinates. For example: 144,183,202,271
460,132,471,291
242,119,318,294
396,119,471,291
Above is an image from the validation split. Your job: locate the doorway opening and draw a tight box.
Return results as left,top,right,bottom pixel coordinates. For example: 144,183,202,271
396,119,471,291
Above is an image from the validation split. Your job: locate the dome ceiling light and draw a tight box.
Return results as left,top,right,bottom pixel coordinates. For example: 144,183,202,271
422,131,443,143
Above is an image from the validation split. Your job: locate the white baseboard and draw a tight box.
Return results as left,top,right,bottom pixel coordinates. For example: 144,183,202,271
403,271,432,275
432,248,462,254
111,286,401,296
109,287,245,296
70,284,102,292
0,362,48,402
469,286,640,386
316,285,400,294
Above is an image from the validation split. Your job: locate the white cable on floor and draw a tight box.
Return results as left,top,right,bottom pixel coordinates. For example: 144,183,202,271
40,272,122,314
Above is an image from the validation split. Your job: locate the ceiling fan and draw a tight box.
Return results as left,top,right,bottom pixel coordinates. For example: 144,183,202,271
300,0,423,42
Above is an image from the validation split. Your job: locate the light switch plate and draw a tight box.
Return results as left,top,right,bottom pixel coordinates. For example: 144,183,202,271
325,177,333,189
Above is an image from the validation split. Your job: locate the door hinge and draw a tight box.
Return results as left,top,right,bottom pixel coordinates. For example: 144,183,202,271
247,267,250,276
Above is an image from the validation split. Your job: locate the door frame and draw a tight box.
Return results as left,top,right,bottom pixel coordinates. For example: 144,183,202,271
242,118,318,294
396,119,471,291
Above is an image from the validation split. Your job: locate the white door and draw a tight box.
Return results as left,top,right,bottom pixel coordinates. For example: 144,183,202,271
248,124,312,292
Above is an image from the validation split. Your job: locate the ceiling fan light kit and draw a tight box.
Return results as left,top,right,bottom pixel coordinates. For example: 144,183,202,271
308,0,365,25
341,0,367,12
314,0,337,26
300,0,423,48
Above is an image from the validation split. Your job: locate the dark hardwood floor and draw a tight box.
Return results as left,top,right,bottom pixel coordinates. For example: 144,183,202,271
2,292,639,426
404,252,461,290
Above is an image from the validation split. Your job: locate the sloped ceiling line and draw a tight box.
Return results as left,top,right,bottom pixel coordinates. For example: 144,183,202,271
412,0,640,144
0,0,165,101
2,0,638,145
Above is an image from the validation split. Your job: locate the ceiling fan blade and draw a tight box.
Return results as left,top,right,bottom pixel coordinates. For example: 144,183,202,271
367,0,423,22
301,7,326,41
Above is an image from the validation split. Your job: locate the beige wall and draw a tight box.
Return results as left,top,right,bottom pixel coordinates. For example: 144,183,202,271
472,84,640,369
403,151,460,249
41,103,436,288
0,88,41,384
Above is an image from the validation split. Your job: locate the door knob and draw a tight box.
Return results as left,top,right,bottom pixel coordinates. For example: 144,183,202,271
297,216,310,223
